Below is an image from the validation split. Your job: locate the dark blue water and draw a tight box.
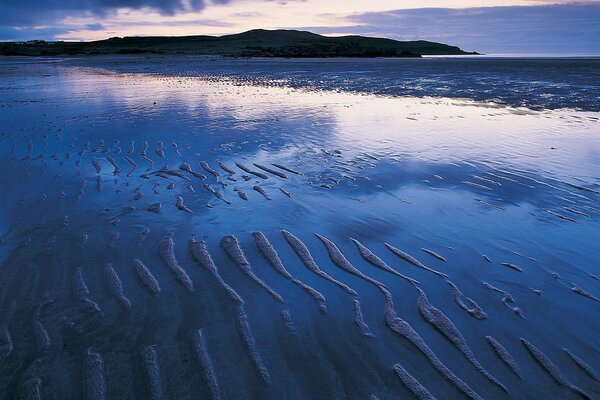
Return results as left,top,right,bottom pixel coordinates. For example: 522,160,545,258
0,56,598,399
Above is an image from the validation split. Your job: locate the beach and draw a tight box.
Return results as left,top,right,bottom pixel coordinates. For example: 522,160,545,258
0,55,598,399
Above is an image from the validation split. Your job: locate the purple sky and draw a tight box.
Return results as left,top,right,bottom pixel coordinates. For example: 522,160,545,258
1,0,599,54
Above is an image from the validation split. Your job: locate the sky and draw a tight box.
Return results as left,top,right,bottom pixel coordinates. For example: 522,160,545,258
1,0,599,54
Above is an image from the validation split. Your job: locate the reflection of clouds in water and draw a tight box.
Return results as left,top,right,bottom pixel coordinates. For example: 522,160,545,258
70,67,337,125
62,64,600,182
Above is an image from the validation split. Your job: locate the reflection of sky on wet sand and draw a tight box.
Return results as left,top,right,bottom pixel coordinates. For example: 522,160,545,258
0,60,599,400
48,64,600,179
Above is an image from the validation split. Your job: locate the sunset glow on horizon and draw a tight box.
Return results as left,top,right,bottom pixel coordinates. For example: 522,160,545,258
1,0,599,53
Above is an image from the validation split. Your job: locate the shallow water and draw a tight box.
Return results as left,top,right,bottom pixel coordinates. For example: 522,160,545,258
68,55,600,111
0,56,599,400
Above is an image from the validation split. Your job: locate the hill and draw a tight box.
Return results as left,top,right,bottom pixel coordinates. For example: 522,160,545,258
0,29,477,57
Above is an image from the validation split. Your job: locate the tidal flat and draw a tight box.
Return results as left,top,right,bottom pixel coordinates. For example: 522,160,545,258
0,55,598,399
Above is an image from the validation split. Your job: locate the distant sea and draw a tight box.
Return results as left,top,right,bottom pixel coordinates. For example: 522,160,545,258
425,54,600,58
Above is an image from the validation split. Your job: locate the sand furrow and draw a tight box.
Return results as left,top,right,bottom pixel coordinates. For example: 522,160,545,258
521,338,591,399
176,196,192,213
204,184,230,204
134,259,162,296
84,348,106,400
292,279,327,312
501,262,523,272
156,167,191,181
385,243,447,278
351,238,418,284
417,288,507,392
253,163,288,179
254,231,328,311
192,329,221,400
448,281,487,320
139,154,154,171
236,162,268,179
189,238,244,304
316,233,385,290
218,161,235,175
486,336,521,378
280,310,298,335
200,161,220,178
236,305,271,383
352,299,373,336
142,345,165,400
392,363,437,400
421,248,446,262
253,231,292,279
220,235,283,303
159,234,194,291
106,156,120,174
282,230,357,296
104,263,131,309
484,282,525,317
235,189,248,200
124,156,137,167
253,185,271,200
563,348,599,381
73,267,101,312
383,289,483,400
271,163,302,175
91,159,102,174
570,283,599,301
180,163,206,180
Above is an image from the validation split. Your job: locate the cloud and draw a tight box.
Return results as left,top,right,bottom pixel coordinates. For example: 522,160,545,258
0,0,235,41
338,3,600,53
0,26,70,41
264,0,307,5
86,22,105,30
0,0,218,27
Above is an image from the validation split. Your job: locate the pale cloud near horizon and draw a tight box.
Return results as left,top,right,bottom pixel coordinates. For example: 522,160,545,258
323,3,600,53
1,0,599,53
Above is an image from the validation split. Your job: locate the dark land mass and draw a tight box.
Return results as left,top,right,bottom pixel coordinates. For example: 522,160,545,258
0,29,477,57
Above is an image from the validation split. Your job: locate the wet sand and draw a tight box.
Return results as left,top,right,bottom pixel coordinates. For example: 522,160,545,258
0,56,598,399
